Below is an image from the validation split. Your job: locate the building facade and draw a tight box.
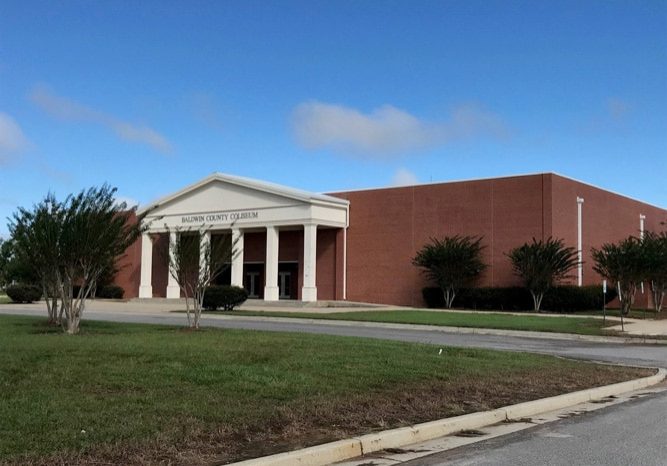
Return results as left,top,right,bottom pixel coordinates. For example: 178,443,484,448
113,173,667,307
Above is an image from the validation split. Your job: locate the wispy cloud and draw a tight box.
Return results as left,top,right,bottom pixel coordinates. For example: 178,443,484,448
29,86,173,154
292,101,509,157
578,97,634,134
391,168,419,186
606,97,632,121
189,92,225,132
0,112,32,165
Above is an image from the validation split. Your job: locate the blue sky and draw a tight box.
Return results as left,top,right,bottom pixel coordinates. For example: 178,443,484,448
1,1,666,236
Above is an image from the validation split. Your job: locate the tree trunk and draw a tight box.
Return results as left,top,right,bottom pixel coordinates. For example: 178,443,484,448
531,291,544,312
443,287,456,309
650,282,664,312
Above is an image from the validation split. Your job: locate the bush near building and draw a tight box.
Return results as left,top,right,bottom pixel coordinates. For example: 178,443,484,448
96,285,125,299
422,285,617,312
5,284,42,303
203,285,248,311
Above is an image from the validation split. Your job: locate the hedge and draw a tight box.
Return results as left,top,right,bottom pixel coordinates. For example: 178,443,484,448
423,285,617,312
203,285,249,311
96,285,124,299
6,284,42,303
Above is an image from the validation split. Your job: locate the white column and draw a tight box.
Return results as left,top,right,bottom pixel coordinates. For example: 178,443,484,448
640,214,646,239
264,226,279,301
231,228,244,287
577,197,584,287
302,224,318,302
199,230,211,283
166,232,180,299
138,233,153,298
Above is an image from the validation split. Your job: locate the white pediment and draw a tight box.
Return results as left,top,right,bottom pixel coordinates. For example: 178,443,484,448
147,180,303,216
140,173,349,231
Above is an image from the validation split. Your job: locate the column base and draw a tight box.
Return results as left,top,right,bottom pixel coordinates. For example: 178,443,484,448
166,286,180,299
138,285,153,299
301,286,317,302
264,286,279,301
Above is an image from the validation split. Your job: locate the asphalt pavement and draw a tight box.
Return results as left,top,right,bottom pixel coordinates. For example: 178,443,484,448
401,388,667,466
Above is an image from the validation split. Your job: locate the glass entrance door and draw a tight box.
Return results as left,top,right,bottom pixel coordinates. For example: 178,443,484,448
278,271,292,299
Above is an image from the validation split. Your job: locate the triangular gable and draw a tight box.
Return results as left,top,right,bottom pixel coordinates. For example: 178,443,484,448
144,177,307,217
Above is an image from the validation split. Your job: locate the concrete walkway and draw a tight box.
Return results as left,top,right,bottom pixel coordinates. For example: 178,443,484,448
3,298,667,338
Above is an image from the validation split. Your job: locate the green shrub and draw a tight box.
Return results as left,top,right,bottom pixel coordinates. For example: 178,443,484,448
6,284,42,303
96,285,124,299
203,285,249,311
422,285,617,313
541,285,617,312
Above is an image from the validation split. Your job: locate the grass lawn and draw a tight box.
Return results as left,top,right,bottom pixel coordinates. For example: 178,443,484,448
0,315,650,465
224,310,620,336
0,294,10,304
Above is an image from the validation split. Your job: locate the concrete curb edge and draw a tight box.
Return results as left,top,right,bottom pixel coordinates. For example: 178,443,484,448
228,368,666,466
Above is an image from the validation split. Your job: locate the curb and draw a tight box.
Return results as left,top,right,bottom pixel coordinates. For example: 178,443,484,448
199,313,667,345
229,368,666,466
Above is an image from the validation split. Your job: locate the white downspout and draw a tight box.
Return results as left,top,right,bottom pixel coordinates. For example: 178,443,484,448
577,197,584,287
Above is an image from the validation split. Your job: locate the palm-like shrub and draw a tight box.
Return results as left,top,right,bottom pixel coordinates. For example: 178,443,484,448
592,236,645,316
413,235,487,308
508,237,579,311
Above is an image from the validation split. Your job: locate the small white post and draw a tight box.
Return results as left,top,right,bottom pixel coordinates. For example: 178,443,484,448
577,197,584,287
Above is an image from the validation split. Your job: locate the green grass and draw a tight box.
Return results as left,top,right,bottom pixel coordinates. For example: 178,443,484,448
0,294,10,304
223,309,619,335
0,314,648,465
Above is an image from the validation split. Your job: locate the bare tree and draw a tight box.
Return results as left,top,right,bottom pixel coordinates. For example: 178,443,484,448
164,226,239,329
507,237,579,312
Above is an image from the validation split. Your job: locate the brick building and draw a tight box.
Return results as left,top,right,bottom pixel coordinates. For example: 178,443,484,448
113,172,667,307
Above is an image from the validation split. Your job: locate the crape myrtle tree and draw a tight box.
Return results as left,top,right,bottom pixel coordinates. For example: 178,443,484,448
9,186,147,333
413,235,487,309
163,225,239,329
643,231,667,312
507,237,579,312
9,194,65,324
592,236,645,318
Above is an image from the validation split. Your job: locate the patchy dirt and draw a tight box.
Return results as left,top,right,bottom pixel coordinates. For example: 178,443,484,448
4,365,653,466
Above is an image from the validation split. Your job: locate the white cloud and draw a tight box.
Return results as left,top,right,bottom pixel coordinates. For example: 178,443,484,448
0,112,31,165
292,101,509,157
29,86,173,154
391,168,419,186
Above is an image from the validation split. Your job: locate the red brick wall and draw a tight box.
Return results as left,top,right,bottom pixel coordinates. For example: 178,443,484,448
331,175,551,306
316,228,338,300
550,174,667,307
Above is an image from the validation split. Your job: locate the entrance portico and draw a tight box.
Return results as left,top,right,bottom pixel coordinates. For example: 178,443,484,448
136,173,349,302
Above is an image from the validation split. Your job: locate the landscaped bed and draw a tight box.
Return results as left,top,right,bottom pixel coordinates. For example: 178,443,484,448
223,309,620,336
0,314,651,465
